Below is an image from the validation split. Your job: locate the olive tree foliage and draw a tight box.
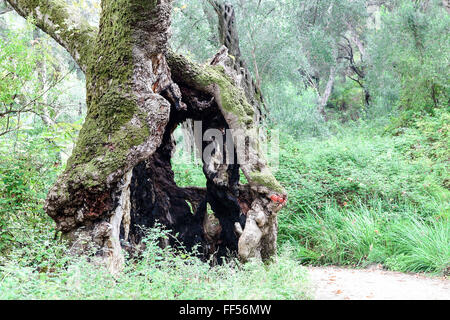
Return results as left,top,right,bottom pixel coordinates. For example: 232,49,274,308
172,0,300,89
170,0,376,126
171,0,218,61
0,2,85,141
170,0,319,135
366,0,450,116
292,0,374,118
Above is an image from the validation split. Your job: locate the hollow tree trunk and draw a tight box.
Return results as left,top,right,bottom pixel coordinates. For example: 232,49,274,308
8,0,286,273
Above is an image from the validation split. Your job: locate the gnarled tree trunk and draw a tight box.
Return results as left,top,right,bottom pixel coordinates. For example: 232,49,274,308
7,0,286,273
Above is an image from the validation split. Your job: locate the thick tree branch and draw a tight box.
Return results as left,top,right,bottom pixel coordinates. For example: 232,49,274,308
207,0,266,119
167,48,285,195
6,0,96,72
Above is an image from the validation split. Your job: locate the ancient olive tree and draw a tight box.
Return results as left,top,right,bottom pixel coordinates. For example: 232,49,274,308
7,0,287,272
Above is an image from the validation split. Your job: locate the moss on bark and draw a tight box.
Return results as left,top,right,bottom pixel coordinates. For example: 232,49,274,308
44,1,173,233
64,0,168,191
167,50,286,196
249,172,285,194
167,50,254,125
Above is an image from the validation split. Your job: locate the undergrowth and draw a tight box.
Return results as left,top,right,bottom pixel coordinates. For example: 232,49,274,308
0,221,309,299
275,110,449,274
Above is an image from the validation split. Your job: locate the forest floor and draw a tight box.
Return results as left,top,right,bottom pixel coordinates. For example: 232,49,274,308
307,265,450,300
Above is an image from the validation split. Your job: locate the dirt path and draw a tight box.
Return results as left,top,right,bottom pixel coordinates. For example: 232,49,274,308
307,265,450,300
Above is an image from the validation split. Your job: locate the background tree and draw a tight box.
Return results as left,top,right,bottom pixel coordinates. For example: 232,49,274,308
366,0,449,117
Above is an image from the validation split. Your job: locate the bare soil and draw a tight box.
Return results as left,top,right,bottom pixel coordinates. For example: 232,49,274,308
307,265,450,300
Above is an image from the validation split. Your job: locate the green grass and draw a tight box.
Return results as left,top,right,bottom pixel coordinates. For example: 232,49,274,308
278,200,449,274
275,112,449,274
172,161,206,188
0,221,310,300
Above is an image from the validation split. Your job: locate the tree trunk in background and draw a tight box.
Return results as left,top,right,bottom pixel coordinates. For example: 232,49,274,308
8,0,286,273
317,67,336,121
443,0,450,13
202,0,220,47
33,28,54,127
345,20,371,107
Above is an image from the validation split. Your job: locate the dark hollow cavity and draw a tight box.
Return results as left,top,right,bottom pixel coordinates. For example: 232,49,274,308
119,86,247,262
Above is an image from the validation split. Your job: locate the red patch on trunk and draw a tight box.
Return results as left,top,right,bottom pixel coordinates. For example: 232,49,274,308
85,191,112,218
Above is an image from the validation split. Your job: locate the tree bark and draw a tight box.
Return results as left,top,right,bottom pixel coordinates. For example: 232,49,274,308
8,0,286,272
208,0,266,121
317,66,336,121
344,22,372,107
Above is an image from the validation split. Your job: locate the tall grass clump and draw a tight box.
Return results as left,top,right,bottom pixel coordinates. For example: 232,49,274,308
275,113,449,274
374,217,449,274
279,200,449,274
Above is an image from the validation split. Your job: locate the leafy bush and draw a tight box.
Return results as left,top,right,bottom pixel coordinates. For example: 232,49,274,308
0,131,62,253
0,18,85,253
264,83,330,138
328,80,366,122
276,126,448,216
367,1,449,115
